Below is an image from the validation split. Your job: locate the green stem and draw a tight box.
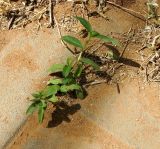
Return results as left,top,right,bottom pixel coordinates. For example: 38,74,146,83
77,34,92,63
84,34,91,50
78,52,83,61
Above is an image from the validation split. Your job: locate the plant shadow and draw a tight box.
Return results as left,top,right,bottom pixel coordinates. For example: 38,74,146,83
47,101,81,128
105,44,140,68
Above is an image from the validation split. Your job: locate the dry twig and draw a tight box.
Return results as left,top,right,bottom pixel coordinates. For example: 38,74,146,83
54,16,75,55
49,0,54,27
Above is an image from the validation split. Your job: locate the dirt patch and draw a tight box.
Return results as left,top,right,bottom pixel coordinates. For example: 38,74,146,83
3,49,38,72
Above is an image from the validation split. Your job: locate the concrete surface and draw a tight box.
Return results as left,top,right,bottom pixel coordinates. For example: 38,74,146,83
81,80,160,149
0,29,71,149
2,1,160,148
6,78,160,149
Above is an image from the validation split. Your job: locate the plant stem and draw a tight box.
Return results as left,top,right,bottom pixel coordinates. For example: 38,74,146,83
78,51,83,61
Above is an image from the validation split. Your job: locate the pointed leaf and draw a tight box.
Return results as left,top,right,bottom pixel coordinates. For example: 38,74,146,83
62,77,75,85
38,104,45,123
41,100,47,108
106,50,119,60
81,57,100,70
67,57,74,66
62,35,83,49
76,90,85,99
74,64,83,77
26,102,39,115
42,85,60,98
48,78,63,85
60,84,81,93
48,95,58,103
48,64,64,74
90,31,100,37
92,32,119,46
62,65,72,78
75,16,92,32
32,91,43,98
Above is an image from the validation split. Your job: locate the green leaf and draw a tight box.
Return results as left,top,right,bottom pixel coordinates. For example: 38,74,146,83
48,95,58,103
75,16,92,32
26,102,39,115
42,85,60,98
81,57,100,70
60,84,81,93
106,50,119,60
41,100,47,108
67,57,74,66
62,77,75,85
32,91,43,98
48,64,64,74
92,32,119,46
90,31,100,37
76,90,85,99
63,65,72,78
38,104,45,123
74,64,83,77
47,78,63,85
62,35,83,49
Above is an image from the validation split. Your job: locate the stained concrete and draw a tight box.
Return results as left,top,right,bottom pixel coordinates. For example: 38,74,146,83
5,78,160,149
0,29,71,149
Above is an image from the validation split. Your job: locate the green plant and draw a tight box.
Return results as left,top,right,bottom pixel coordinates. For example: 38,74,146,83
26,16,119,123
147,0,159,19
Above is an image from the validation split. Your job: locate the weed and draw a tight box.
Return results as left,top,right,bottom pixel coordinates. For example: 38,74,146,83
147,0,159,19
26,16,119,123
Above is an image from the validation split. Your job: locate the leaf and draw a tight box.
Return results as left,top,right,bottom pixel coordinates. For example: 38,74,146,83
74,64,83,77
26,102,39,115
92,32,119,46
75,16,92,32
41,100,47,108
47,78,63,85
62,65,72,78
106,50,119,60
76,90,85,99
32,91,43,98
67,57,74,66
81,57,100,70
62,35,83,49
38,104,45,123
42,85,60,98
48,64,64,74
90,31,100,37
60,84,81,93
62,77,75,85
48,95,58,103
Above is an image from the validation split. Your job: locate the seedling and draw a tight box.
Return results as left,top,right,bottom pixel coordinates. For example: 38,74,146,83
26,16,119,123
147,0,159,19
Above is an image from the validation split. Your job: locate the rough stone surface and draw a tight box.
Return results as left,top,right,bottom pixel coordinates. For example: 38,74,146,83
0,29,71,149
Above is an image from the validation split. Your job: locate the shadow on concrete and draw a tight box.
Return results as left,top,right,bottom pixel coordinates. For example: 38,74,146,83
48,101,81,128
105,44,140,68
